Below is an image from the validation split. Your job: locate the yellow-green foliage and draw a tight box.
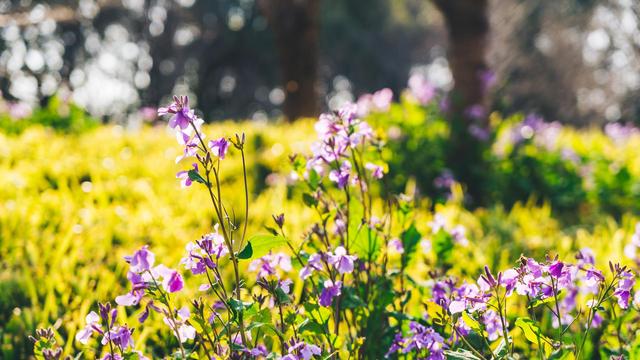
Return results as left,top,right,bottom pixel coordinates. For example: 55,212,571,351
1,120,639,358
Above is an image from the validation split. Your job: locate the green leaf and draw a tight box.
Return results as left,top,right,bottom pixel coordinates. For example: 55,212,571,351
443,349,483,360
263,225,279,236
492,338,509,359
247,234,288,258
462,312,483,334
433,229,454,265
528,294,559,308
308,169,320,190
228,298,253,312
302,193,318,207
187,169,207,184
298,318,326,334
342,287,366,309
274,287,291,304
237,241,253,259
423,301,446,325
548,349,575,360
515,317,552,355
401,224,421,267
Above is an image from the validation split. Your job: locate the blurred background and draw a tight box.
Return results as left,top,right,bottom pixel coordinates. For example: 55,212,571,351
1,0,639,125
3,1,640,358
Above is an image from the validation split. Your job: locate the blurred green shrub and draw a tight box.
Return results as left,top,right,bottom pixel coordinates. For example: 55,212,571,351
0,96,98,135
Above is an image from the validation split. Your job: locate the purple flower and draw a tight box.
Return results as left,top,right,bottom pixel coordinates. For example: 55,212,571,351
125,246,155,273
434,169,455,189
328,246,357,274
319,280,342,307
103,326,134,350
115,272,147,306
388,238,404,254
449,300,466,314
329,161,351,189
145,264,184,293
248,252,292,279
469,124,490,141
465,104,486,120
75,311,102,344
450,225,469,246
548,261,564,278
365,162,384,179
176,163,199,188
208,137,229,159
390,322,447,359
158,95,196,130
175,130,200,163
299,253,324,280
408,73,435,105
285,341,322,360
614,271,635,309
482,310,505,341
165,271,184,293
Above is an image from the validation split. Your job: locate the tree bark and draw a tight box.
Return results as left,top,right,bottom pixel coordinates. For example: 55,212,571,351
434,0,490,119
433,0,491,206
259,0,320,121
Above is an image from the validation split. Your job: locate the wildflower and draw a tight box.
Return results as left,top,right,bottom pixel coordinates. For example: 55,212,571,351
284,341,322,360
176,163,199,188
125,245,155,273
395,322,447,359
408,73,435,105
249,252,292,279
158,95,196,130
365,162,384,179
75,311,102,344
548,261,564,278
103,326,134,350
614,270,635,309
449,300,466,314
357,88,393,116
482,310,505,341
181,225,227,275
319,280,342,307
208,137,229,159
175,130,200,163
299,253,324,280
388,238,404,255
428,214,446,234
115,272,146,306
329,161,351,189
450,225,468,246
143,264,184,293
164,307,196,343
328,246,357,274
434,169,455,189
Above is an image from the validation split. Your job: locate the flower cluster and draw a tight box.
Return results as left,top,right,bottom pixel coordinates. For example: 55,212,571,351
34,93,640,360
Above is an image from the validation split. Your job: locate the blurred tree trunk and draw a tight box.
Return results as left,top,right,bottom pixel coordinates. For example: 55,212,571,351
433,0,490,206
434,0,490,118
259,0,320,121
